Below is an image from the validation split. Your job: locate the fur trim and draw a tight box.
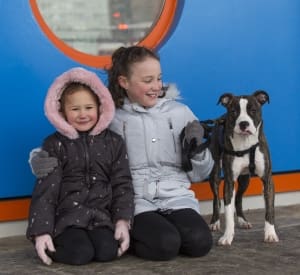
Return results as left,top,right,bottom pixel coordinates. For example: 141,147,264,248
164,83,181,100
44,67,115,139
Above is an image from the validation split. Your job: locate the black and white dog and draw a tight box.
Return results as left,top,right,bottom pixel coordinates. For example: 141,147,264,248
206,90,279,245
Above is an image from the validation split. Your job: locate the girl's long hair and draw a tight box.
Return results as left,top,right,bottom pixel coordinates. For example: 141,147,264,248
106,46,163,108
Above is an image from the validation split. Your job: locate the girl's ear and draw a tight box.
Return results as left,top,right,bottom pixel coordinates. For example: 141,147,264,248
59,110,67,121
118,75,128,90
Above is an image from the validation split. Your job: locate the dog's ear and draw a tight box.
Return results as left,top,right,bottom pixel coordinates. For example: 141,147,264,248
218,93,233,107
253,90,270,105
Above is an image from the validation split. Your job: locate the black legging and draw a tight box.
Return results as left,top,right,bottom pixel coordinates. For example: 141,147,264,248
130,208,212,261
49,227,118,265
131,209,212,261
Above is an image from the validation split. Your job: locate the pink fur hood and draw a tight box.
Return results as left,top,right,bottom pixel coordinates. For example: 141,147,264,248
44,67,115,139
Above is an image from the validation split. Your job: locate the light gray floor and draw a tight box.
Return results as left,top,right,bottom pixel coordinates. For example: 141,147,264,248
0,204,299,275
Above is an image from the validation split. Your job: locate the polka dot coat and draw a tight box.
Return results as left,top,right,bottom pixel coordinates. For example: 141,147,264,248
26,130,134,240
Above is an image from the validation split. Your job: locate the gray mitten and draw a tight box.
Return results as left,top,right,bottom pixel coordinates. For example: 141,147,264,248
29,149,58,178
184,120,204,146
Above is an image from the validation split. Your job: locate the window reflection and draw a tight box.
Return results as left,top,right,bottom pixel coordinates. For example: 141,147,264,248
36,0,165,56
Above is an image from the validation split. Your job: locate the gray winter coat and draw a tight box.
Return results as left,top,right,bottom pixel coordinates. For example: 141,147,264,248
109,86,214,215
27,68,134,240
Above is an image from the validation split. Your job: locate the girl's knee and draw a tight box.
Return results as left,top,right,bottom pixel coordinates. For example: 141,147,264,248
70,247,94,265
133,230,181,261
93,239,118,262
53,244,94,265
157,231,181,260
94,248,118,262
182,229,213,257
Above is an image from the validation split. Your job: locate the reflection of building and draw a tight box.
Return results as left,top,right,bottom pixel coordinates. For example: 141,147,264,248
36,0,163,55
109,0,163,46
129,0,163,24
37,0,111,55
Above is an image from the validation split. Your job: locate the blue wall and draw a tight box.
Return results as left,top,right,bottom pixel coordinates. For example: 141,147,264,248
160,0,300,172
0,0,299,198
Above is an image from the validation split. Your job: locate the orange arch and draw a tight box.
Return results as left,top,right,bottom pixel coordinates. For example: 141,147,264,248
29,0,179,68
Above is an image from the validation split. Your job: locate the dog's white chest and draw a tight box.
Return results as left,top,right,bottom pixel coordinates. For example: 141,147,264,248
232,148,265,179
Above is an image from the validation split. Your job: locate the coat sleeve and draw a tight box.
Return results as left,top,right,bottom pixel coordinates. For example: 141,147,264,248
26,136,63,241
187,149,214,183
109,134,134,225
181,105,214,183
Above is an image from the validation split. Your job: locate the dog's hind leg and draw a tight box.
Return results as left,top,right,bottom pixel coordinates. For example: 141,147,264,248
236,174,252,229
208,165,221,231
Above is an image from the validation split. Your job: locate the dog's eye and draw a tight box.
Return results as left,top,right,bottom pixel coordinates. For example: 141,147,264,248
249,108,256,115
230,109,237,116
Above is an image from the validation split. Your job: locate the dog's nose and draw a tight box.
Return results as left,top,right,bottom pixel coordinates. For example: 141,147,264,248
239,121,249,131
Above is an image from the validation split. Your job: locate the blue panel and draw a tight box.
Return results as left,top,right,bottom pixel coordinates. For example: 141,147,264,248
0,0,299,198
0,1,105,198
159,0,300,173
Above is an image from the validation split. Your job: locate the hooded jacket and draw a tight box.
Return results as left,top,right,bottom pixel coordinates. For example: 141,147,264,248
27,68,134,240
109,85,214,215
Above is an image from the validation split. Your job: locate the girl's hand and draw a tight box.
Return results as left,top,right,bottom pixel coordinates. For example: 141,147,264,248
35,234,56,265
114,220,130,257
29,149,58,178
184,120,204,146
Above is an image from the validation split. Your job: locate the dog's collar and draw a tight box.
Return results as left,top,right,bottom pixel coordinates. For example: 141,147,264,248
223,142,259,175
223,142,259,157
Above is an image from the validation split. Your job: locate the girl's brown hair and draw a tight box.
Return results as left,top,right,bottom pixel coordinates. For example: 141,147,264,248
59,82,100,116
106,46,164,108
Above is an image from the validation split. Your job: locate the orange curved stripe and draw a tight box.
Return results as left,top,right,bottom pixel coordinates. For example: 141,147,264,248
29,0,178,68
139,0,178,48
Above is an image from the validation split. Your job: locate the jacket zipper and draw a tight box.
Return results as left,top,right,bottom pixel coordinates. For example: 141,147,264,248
154,180,159,199
168,118,177,153
142,115,151,164
122,122,127,145
82,134,90,187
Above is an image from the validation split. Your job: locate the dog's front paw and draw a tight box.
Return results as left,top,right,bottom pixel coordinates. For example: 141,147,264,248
218,232,234,246
264,233,279,243
209,220,220,231
264,222,279,242
237,216,252,229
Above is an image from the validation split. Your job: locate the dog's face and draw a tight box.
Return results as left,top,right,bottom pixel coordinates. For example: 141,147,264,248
218,90,269,136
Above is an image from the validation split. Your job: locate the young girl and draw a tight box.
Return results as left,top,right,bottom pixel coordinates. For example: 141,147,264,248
26,67,134,265
30,46,214,261
106,46,214,260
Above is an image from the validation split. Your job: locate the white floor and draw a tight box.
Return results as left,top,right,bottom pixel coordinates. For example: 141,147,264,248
1,191,299,238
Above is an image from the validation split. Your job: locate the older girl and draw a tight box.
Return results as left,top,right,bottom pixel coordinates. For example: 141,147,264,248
105,46,213,260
